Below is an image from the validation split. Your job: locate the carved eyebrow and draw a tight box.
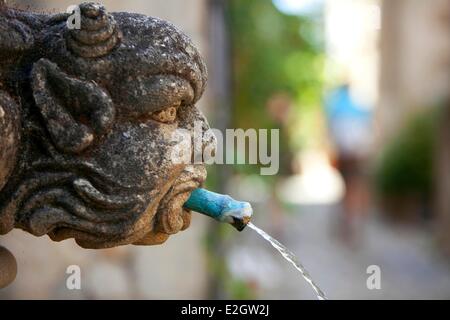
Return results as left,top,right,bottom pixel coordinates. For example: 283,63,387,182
116,74,195,118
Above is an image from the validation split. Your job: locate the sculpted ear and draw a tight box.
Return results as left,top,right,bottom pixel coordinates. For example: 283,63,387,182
31,59,115,154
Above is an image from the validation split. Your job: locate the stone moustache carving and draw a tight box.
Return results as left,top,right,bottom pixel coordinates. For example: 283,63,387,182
0,2,215,249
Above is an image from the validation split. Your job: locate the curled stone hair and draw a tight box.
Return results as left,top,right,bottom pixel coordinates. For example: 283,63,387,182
66,3,122,58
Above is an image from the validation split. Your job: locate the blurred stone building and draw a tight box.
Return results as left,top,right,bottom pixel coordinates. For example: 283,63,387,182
0,0,216,299
378,0,450,139
378,0,450,252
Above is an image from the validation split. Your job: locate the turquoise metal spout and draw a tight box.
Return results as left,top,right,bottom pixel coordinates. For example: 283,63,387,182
184,188,253,231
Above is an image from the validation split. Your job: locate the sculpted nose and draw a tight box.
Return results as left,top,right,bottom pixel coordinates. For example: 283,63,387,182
177,104,217,164
202,123,217,161
191,111,217,164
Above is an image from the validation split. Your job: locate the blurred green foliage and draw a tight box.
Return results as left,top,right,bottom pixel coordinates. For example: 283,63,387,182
226,0,325,175
375,110,437,197
226,279,258,299
210,0,326,300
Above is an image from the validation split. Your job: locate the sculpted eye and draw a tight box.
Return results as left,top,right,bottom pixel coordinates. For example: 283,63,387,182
150,103,179,124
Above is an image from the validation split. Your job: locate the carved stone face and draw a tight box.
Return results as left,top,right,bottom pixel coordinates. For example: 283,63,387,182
0,3,215,248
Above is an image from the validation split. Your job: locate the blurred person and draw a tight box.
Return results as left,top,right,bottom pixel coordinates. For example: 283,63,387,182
325,84,373,246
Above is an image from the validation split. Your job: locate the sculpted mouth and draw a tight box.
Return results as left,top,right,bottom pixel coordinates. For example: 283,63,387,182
151,165,206,236
42,169,205,247
2,155,206,248
49,165,206,246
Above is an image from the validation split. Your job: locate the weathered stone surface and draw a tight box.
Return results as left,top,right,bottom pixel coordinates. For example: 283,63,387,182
0,245,17,288
0,91,20,194
0,2,214,249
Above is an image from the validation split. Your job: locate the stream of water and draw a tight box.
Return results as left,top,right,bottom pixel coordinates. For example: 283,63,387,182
247,222,328,300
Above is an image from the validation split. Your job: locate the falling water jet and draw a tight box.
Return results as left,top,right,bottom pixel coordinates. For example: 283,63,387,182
247,222,327,300
184,188,328,300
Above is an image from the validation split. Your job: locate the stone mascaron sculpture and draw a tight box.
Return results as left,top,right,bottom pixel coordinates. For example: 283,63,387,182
0,1,216,250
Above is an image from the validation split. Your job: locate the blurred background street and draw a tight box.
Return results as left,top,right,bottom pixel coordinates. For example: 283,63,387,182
228,204,450,299
1,0,450,299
